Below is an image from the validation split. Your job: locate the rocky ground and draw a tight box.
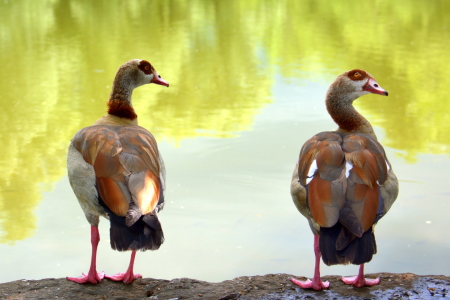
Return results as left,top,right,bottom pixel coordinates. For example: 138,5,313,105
1,273,449,300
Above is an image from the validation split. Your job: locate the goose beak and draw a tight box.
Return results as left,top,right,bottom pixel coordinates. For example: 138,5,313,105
363,78,388,96
151,72,169,87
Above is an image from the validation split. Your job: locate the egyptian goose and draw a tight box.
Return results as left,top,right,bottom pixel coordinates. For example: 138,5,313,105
67,59,169,284
290,69,398,290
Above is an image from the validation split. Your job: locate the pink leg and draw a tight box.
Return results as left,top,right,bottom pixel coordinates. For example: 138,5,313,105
105,250,142,284
67,226,105,284
341,264,380,287
291,235,330,290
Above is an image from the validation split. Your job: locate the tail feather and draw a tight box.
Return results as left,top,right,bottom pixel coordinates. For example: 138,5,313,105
320,223,377,266
109,212,164,251
96,184,164,251
125,200,142,227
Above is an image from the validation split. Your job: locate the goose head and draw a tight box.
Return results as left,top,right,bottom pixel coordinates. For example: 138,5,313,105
107,59,169,121
325,69,388,136
113,59,169,90
327,69,388,103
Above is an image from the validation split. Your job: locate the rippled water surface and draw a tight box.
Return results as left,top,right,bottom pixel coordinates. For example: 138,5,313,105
0,0,449,283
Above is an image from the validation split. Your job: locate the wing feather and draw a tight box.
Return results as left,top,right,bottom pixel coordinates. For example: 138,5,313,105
71,125,164,219
293,131,398,237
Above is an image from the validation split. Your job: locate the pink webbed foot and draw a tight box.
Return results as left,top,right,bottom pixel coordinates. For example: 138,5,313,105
291,277,330,290
341,264,380,287
105,272,142,284
67,271,105,284
68,226,104,284
341,275,380,287
291,235,330,290
105,250,141,284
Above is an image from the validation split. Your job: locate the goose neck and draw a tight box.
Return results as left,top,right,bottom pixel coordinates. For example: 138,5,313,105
107,81,137,120
326,91,377,139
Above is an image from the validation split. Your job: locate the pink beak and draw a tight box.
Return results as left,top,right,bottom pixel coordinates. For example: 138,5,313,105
363,78,388,96
151,71,169,87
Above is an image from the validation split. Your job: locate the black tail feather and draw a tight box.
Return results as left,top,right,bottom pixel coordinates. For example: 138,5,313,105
108,211,164,251
96,188,164,251
320,223,377,266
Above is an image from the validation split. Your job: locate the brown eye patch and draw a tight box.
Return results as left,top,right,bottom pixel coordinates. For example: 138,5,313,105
138,60,154,75
348,69,368,81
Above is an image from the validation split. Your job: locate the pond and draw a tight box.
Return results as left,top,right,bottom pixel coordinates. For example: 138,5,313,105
0,0,449,284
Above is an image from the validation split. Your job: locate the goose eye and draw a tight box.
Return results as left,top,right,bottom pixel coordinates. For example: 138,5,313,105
354,72,360,77
144,65,150,71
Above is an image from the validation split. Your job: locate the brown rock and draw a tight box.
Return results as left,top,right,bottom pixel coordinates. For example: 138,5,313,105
0,273,449,300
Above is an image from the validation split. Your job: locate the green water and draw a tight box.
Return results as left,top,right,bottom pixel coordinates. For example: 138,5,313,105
0,0,449,283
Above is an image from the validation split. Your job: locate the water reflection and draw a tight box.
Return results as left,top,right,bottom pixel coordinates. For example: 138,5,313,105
0,0,449,280
0,0,274,244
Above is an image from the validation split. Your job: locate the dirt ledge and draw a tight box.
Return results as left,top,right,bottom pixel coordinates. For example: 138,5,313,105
1,273,449,300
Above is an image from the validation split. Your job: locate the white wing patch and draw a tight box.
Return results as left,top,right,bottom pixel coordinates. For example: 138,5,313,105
306,159,318,185
377,160,391,186
345,161,353,178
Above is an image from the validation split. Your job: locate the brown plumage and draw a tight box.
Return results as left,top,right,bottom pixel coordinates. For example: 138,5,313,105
67,59,169,284
290,69,398,290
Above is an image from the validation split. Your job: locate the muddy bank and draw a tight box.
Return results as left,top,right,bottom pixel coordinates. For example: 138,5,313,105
1,273,449,300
